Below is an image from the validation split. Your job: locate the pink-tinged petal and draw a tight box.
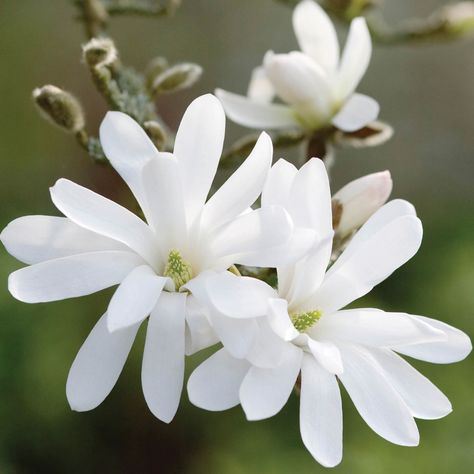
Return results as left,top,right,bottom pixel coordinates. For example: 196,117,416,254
338,343,419,446
216,88,299,130
66,313,140,411
107,265,168,332
332,94,379,132
174,94,225,225
300,354,343,467
0,215,125,265
292,0,340,74
9,250,143,303
240,343,303,420
142,292,186,423
188,348,250,411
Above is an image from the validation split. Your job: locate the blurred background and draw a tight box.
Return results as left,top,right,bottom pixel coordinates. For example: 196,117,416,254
0,0,473,472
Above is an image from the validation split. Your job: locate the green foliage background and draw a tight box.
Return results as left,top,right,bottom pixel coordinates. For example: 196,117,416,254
0,1,472,472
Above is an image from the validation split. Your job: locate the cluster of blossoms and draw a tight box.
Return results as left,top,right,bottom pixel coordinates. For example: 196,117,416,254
1,0,471,468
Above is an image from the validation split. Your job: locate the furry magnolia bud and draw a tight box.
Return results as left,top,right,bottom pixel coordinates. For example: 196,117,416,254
143,120,167,150
82,37,118,68
442,2,474,38
33,85,85,133
151,63,202,95
333,171,393,238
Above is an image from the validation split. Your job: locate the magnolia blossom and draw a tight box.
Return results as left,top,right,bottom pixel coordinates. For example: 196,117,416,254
333,170,393,239
216,0,379,133
187,159,472,467
0,94,315,423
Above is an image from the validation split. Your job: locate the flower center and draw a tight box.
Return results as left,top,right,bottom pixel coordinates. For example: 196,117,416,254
290,309,322,332
163,249,193,289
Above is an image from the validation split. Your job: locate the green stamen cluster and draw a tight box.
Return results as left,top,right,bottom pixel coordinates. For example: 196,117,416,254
291,310,322,332
163,250,193,289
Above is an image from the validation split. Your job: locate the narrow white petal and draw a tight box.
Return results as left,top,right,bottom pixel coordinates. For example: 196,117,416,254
142,292,186,423
188,348,250,411
107,265,168,332
216,88,299,130
99,111,159,221
240,344,302,420
314,309,444,348
336,17,372,101
332,94,379,132
307,338,343,375
394,315,472,363
338,344,419,446
211,206,294,268
247,67,275,103
300,354,343,467
368,348,452,420
261,158,297,209
174,94,225,225
50,178,159,265
292,0,340,73
140,153,187,253
66,313,140,411
202,132,273,232
310,215,423,313
9,251,143,303
0,215,125,265
268,298,299,341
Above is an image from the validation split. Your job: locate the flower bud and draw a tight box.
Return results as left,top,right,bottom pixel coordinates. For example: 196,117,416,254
143,120,167,150
442,2,474,38
332,171,392,238
82,37,118,68
145,56,169,89
151,63,202,95
33,85,85,133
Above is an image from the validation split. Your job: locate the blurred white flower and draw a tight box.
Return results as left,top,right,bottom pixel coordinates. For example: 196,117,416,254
216,0,378,133
187,159,472,467
0,94,313,423
333,170,393,238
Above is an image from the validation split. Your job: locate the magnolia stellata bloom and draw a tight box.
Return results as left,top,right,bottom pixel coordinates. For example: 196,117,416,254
216,0,379,133
0,94,315,423
187,159,472,467
333,170,393,239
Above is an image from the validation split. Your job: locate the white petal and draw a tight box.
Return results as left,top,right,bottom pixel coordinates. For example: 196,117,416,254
314,309,444,348
338,344,419,446
140,153,187,253
174,94,225,225
307,338,343,375
310,215,423,313
142,292,186,423
264,51,332,123
66,313,140,411
368,347,452,420
99,111,159,222
332,94,379,132
0,215,125,265
267,298,299,341
292,0,340,73
261,158,297,209
107,265,168,332
50,178,159,265
9,250,143,303
240,344,302,420
394,315,472,364
202,132,273,232
211,206,294,268
205,271,275,319
187,348,250,411
333,170,392,238
336,17,372,101
300,354,342,467
247,67,275,103
216,88,299,130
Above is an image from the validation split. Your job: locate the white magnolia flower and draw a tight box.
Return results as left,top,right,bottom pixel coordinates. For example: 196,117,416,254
0,94,314,423
216,0,379,133
187,158,472,467
333,170,393,239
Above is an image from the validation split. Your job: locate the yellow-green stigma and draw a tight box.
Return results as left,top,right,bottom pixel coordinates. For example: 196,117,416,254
163,249,193,289
291,310,322,332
